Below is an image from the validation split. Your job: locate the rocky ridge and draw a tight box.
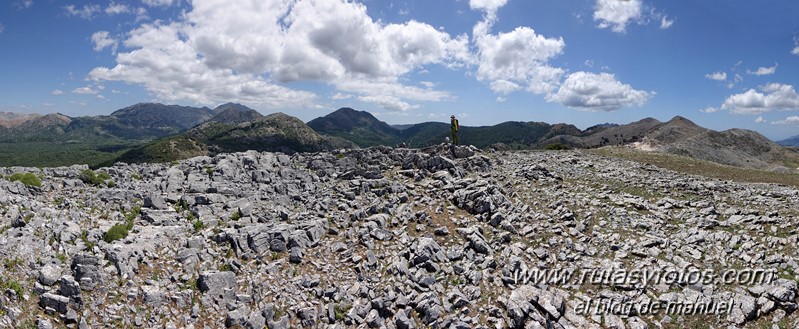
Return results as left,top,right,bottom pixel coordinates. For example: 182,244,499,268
0,145,797,328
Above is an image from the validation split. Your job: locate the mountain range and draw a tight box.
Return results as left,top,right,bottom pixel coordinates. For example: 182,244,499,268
778,135,799,146
1,103,797,172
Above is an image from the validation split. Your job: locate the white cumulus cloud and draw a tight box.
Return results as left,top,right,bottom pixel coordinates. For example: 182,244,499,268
105,2,130,15
142,0,175,7
593,0,672,33
336,80,453,104
705,72,727,81
593,0,642,33
331,93,352,100
547,72,652,111
755,116,765,123
473,22,565,95
88,0,655,112
91,31,118,52
660,15,674,29
89,0,474,111
72,86,99,94
90,21,318,108
490,80,521,95
467,0,650,110
747,63,777,76
772,116,799,125
51,90,63,95
419,81,436,88
65,4,101,19
358,95,419,112
469,0,508,17
720,83,799,114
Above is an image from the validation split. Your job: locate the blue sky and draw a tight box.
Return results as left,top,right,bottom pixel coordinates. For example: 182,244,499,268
1,0,799,140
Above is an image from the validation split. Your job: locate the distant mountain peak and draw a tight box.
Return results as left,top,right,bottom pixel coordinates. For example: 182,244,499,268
0,111,43,128
327,107,378,121
110,103,216,130
212,102,254,115
665,115,699,126
207,103,262,124
778,134,799,146
307,107,400,147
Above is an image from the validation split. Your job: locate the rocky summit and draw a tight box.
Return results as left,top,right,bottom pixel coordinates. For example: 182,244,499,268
0,145,798,328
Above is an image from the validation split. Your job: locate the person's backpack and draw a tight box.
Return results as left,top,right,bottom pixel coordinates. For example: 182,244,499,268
452,119,459,131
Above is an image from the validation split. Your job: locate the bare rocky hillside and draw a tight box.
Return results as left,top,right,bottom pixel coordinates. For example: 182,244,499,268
0,146,797,328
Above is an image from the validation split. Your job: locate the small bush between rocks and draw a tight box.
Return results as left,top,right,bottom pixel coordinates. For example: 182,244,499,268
104,206,140,243
104,224,129,243
192,219,205,232
125,206,141,222
6,172,42,188
80,169,113,187
3,257,23,270
81,230,95,249
0,278,24,297
334,304,351,321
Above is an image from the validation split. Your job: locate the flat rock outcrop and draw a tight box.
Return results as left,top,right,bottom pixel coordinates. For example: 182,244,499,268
0,145,797,328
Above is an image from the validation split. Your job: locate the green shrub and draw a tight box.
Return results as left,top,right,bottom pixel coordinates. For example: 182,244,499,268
104,224,129,243
80,169,112,186
334,304,351,321
124,206,141,224
3,257,22,270
0,278,24,297
545,143,569,150
174,199,189,213
104,205,140,243
192,219,205,232
230,210,241,221
6,172,42,187
130,173,142,181
80,230,95,250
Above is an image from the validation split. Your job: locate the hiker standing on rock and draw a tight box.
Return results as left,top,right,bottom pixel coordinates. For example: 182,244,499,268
450,115,459,145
